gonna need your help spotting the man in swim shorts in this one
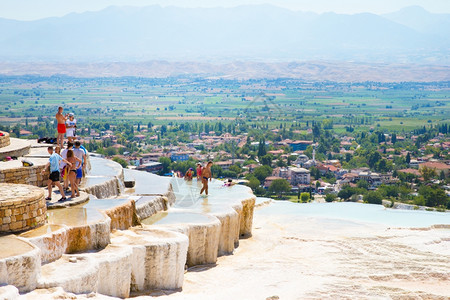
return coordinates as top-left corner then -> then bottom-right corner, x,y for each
200,161 -> 213,196
55,106 -> 68,149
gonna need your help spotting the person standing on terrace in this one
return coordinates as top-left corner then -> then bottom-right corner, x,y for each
196,163 -> 203,181
200,161 -> 213,196
42,146 -> 71,202
66,113 -> 77,143
55,106 -> 68,149
73,141 -> 86,186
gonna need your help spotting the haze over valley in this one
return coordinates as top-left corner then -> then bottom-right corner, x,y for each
0,5 -> 449,66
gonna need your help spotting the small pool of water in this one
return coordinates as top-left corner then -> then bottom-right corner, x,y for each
257,201 -> 450,228
87,157 -> 122,177
82,198 -> 131,210
124,169 -> 171,195
0,235 -> 35,259
19,224 -> 64,238
171,178 -> 252,209
82,157 -> 122,188
47,207 -> 105,226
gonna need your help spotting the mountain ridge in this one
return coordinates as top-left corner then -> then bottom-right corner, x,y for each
0,5 -> 448,64
0,60 -> 448,82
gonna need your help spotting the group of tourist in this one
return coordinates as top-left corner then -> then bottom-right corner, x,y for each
183,161 -> 213,196
41,106 -> 85,202
42,141 -> 87,202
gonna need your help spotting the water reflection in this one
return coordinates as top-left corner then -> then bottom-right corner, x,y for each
19,224 -> 64,238
47,207 -> 104,226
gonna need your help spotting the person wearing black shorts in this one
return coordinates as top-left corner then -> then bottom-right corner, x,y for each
42,146 -> 72,202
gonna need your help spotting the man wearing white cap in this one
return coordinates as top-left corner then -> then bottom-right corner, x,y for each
66,113 -> 77,143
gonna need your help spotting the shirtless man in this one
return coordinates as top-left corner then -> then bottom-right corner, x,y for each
55,106 -> 68,149
200,161 -> 213,196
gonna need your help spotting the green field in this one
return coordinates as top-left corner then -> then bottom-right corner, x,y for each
0,76 -> 449,134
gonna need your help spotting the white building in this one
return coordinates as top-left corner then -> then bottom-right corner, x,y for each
290,167 -> 311,185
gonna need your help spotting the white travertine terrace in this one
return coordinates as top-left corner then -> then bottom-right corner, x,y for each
0,235 -> 41,293
111,228 -> 189,291
134,195 -> 171,220
19,224 -> 68,264
0,285 -> 19,300
142,211 -> 222,267
0,156 -> 256,298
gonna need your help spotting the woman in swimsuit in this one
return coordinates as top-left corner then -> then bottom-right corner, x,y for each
66,149 -> 82,198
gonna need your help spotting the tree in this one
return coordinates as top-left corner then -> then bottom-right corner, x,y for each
158,156 -> 172,175
300,192 -> 310,203
325,193 -> 336,202
419,166 -> 436,181
112,157 -> 128,168
269,179 -> 291,198
211,165 -> 223,178
338,185 -> 356,201
105,146 -> 117,156
257,139 -> 266,157
405,152 -> 411,164
229,165 -> 242,176
357,179 -> 369,190
364,191 -> 383,205
246,176 -> 261,191
418,185 -> 449,207
260,154 -> 273,166
252,165 -> 273,182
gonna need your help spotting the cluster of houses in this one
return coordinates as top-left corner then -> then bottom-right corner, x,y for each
83,127 -> 449,196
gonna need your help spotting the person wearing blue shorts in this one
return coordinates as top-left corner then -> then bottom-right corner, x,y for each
73,141 -> 86,186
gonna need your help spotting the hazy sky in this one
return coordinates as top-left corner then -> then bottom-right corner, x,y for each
0,0 -> 449,20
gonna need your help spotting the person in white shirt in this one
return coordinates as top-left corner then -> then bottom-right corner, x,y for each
66,113 -> 77,143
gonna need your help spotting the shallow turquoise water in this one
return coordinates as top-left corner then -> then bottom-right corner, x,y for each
257,201 -> 450,228
83,157 -> 122,187
171,178 -> 253,209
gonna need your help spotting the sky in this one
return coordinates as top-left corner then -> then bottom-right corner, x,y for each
0,0 -> 449,20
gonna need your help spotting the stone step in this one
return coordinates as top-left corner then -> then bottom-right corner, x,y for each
0,138 -> 31,160
0,131 -> 10,149
45,190 -> 90,209
36,228 -> 189,298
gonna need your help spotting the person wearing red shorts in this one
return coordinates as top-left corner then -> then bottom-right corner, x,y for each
55,106 -> 68,149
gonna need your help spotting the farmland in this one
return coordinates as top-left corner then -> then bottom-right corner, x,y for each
0,76 -> 448,134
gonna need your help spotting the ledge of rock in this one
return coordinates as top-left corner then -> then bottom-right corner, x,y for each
0,235 -> 41,293
0,137 -> 30,160
142,211 -> 221,267
111,228 -> 189,292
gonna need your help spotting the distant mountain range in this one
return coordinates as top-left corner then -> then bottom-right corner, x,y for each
0,5 -> 449,64
1,61 -> 449,82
